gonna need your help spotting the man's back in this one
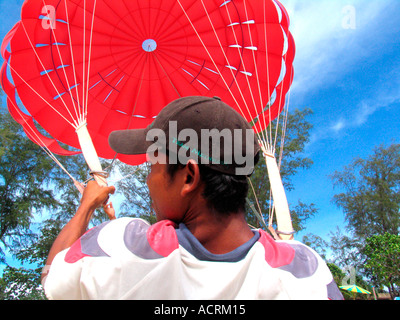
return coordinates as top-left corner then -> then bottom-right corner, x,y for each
43,217 -> 343,300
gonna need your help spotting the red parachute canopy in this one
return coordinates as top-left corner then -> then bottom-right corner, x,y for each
1,0 -> 295,166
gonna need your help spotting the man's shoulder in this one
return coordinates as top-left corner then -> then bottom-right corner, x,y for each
65,218 -> 180,262
255,230 -> 343,300
123,218 -> 179,258
256,230 -> 327,276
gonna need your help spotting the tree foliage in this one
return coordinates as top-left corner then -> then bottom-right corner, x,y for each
0,91 -> 110,299
0,106 -> 57,262
0,266 -> 45,300
331,144 -> 400,239
363,233 -> 400,299
0,218 -> 67,300
327,227 -> 363,270
329,144 -> 400,299
302,233 -> 329,260
114,162 -> 156,223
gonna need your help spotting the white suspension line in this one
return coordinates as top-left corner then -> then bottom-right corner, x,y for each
263,0 -> 274,148
273,103 -> 282,153
82,0 -> 87,124
222,1 -> 262,137
40,0 -> 82,124
276,108 -> 287,168
20,21 -> 79,128
267,170 -> 275,225
107,166 -> 141,185
84,0 -> 98,121
6,94 -> 77,183
176,0 -> 248,127
272,64 -> 289,155
247,177 -> 268,227
272,69 -> 287,152
277,67 -> 293,170
5,61 -> 77,128
64,0 -> 84,124
268,200 -> 275,228
198,0 -> 260,135
222,1 -> 290,233
242,0 -> 267,143
261,0 -> 272,146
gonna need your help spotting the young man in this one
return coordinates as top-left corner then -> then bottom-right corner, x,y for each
42,96 -> 343,300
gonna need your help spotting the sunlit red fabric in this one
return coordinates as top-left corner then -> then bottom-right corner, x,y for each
1,0 -> 295,165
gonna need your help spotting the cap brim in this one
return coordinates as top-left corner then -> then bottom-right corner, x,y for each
108,128 -> 150,155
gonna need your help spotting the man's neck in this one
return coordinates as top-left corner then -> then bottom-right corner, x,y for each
183,210 -> 254,254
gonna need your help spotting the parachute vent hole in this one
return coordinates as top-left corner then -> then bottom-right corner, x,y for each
142,39 -> 157,52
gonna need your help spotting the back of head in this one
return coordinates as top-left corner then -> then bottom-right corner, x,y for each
109,96 -> 261,215
166,152 -> 260,215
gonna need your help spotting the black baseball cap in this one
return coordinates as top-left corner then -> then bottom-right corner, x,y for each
109,96 -> 260,176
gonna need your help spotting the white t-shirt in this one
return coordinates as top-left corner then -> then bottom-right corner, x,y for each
43,217 -> 343,300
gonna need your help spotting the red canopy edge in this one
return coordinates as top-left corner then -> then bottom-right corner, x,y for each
1,58 -> 80,156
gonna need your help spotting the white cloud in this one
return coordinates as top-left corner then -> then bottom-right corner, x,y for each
281,0 -> 394,97
355,88 -> 400,127
306,84 -> 400,151
331,119 -> 346,133
355,102 -> 377,127
279,0 -> 400,151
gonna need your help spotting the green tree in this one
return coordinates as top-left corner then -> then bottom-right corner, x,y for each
115,161 -> 156,223
0,106 -> 58,262
326,263 -> 351,299
331,144 -> 400,239
328,227 -> 363,270
0,92 -> 110,299
1,218 -> 67,300
0,104 -> 103,256
0,266 -> 45,300
329,145 -> 400,299
1,153 -> 112,300
327,263 -> 345,286
363,233 -> 400,299
302,233 -> 329,260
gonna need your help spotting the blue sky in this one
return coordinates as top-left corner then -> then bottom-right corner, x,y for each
281,0 -> 400,240
1,0 -> 400,273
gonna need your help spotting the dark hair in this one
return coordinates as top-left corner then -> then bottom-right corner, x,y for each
166,152 -> 260,215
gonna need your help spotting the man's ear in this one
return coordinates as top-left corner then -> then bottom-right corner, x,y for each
181,159 -> 201,196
